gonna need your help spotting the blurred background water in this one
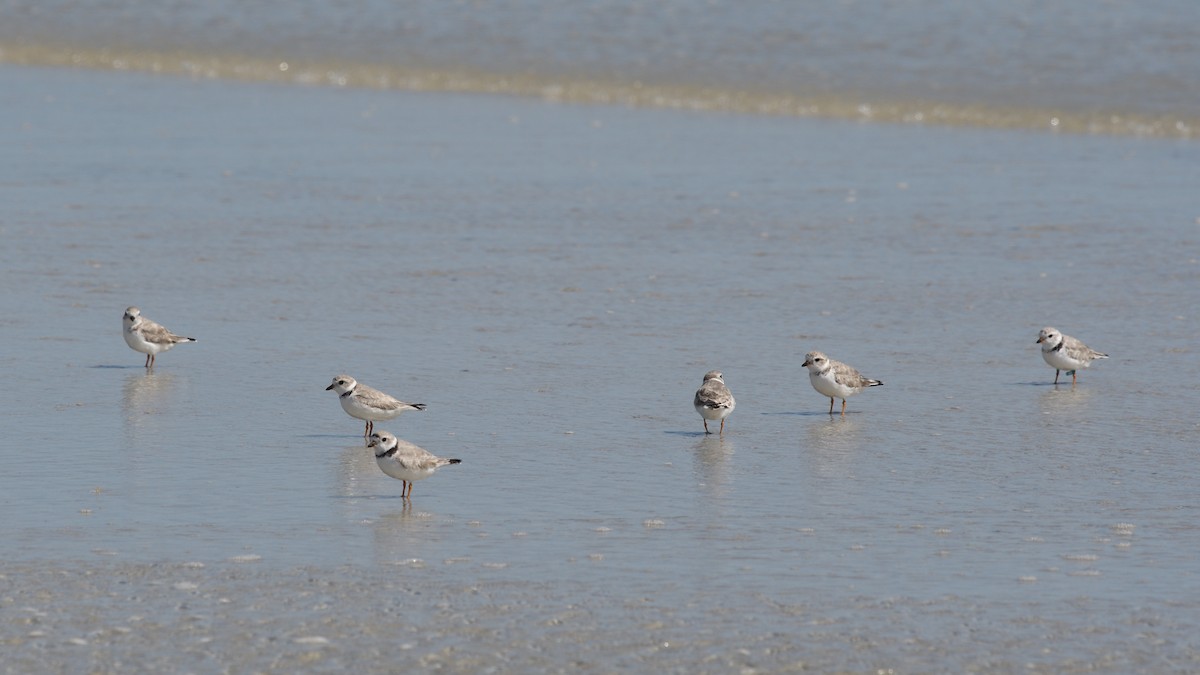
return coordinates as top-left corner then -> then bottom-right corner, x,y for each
2,0 -> 1199,136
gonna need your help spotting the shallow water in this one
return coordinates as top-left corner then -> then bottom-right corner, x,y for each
2,65 -> 1199,671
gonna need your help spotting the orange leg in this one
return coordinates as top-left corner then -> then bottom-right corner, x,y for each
1072,371 -> 1077,385
841,399 -> 847,416
719,418 -> 725,434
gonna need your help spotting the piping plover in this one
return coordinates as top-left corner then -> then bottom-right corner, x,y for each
367,430 -> 461,499
122,306 -> 195,368
694,370 -> 736,435
326,375 -> 426,438
801,351 -> 883,416
1036,327 -> 1108,385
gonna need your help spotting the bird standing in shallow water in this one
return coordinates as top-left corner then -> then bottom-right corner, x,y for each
122,306 -> 195,368
694,370 -> 735,435
801,351 -> 883,416
325,375 -> 426,440
367,430 -> 461,499
1036,327 -> 1108,385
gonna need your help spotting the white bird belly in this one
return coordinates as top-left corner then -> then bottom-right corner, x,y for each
124,328 -> 165,355
376,458 -> 434,483
810,371 -> 854,399
340,395 -> 402,422
1042,348 -> 1085,371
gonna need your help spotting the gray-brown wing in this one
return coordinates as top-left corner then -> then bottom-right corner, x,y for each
357,384 -> 425,411
831,360 -> 882,388
140,319 -> 193,346
393,441 -> 456,471
1061,334 -> 1107,361
694,381 -> 734,409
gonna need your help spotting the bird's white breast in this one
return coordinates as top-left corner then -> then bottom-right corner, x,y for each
376,456 -> 434,483
124,325 -> 159,355
1042,346 -> 1084,371
810,370 -> 852,398
341,393 -> 401,422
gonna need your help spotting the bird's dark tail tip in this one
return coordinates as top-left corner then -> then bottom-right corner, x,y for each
868,379 -> 883,387
448,459 -> 462,464
413,403 -> 428,410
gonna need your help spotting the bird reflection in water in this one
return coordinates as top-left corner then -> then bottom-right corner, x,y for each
693,434 -> 734,497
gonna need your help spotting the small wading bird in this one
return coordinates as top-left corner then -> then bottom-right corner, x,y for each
367,430 -> 461,499
122,306 -> 196,368
325,375 -> 426,439
693,370 -> 735,435
1036,327 -> 1108,385
801,351 -> 883,416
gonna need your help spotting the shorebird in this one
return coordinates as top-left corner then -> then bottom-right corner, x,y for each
801,351 -> 883,416
367,430 -> 461,499
326,375 -> 426,438
1036,327 -> 1108,385
122,306 -> 195,368
694,370 -> 736,434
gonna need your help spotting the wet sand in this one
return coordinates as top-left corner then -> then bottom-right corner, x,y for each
5,561 -> 1199,673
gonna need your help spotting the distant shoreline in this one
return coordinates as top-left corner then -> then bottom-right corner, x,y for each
2,41 -> 1195,140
